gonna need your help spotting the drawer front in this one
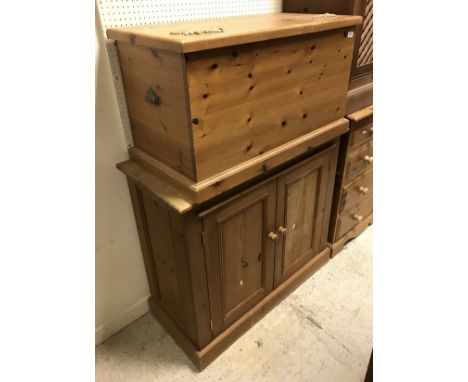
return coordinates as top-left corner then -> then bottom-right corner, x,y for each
344,141 -> 373,183
349,118 -> 373,151
336,196 -> 373,238
340,169 -> 373,213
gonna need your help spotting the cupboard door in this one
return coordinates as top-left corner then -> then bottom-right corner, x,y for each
202,180 -> 277,336
274,148 -> 334,287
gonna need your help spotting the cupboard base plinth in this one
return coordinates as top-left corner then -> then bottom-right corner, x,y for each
328,213 -> 373,258
149,247 -> 330,371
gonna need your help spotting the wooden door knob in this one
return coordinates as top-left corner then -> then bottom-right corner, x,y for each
353,214 -> 363,222
364,155 -> 373,163
268,232 -> 278,240
278,226 -> 287,234
359,186 -> 369,194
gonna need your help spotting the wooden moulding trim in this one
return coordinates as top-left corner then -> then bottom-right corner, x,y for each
348,81 -> 372,98
106,14 -> 362,53
328,213 -> 373,258
149,247 -> 330,371
347,105 -> 373,122
129,118 -> 349,205
117,160 -> 194,214
346,81 -> 373,115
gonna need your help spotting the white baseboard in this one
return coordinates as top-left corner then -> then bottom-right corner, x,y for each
95,295 -> 150,345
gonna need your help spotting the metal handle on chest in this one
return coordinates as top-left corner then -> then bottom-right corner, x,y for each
145,88 -> 161,107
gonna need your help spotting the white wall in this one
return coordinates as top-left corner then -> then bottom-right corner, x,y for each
95,9 -> 150,345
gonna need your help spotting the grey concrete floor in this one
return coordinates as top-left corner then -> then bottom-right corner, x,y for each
96,226 -> 373,382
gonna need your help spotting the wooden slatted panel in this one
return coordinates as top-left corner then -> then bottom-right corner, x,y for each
357,0 -> 373,67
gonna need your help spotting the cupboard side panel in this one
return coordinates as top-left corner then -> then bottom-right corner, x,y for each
141,192 -> 184,329
126,179 -> 161,299
134,186 -> 211,349
183,214 -> 213,349
117,42 -> 196,180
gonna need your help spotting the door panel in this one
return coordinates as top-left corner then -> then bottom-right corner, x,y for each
220,202 -> 264,316
283,170 -> 319,268
202,180 -> 277,335
274,147 -> 334,287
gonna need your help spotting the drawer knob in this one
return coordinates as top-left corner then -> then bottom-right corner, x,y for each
364,155 -> 373,163
359,186 -> 369,194
268,232 -> 278,240
278,226 -> 287,234
362,129 -> 368,135
353,214 -> 363,222
370,126 -> 374,132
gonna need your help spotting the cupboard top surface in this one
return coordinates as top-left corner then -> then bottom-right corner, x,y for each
106,13 -> 362,53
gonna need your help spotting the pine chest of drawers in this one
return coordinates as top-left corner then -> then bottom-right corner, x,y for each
328,105 -> 373,255
107,14 -> 361,202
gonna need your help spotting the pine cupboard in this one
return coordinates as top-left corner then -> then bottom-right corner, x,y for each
108,13 -> 363,370
202,145 -> 337,336
119,142 -> 339,369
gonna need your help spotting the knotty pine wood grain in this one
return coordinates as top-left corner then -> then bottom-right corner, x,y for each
118,160 -> 194,214
107,13 -> 362,53
129,119 -> 349,203
117,42 -> 196,179
141,192 -> 183,326
202,180 -> 277,336
274,144 -> 337,286
186,30 -> 354,179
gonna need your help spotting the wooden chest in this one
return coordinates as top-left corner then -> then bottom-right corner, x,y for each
107,14 -> 362,193
328,105 -> 373,255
